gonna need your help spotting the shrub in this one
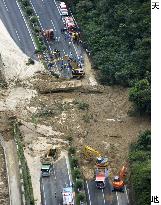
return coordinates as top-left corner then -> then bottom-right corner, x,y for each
25,6 -> 33,16
74,100 -> 89,110
22,0 -> 30,7
26,58 -> 35,65
77,192 -> 86,202
34,26 -> 41,33
68,147 -> 76,155
72,168 -> 81,179
70,157 -> 78,168
75,179 -> 83,190
30,16 -> 39,24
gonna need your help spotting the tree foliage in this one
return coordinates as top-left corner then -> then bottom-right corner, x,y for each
129,130 -> 151,205
66,0 -> 150,114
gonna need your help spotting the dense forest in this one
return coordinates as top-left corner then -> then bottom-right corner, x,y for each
129,130 -> 151,205
66,0 -> 151,114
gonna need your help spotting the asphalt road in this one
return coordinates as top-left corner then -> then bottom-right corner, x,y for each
86,178 -> 130,205
30,0 -> 84,76
0,0 -> 36,57
41,156 -> 72,205
86,178 -> 112,205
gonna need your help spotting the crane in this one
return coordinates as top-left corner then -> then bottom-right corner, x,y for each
83,145 -> 108,168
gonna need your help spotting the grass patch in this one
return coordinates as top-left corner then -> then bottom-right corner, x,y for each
73,100 -> 89,110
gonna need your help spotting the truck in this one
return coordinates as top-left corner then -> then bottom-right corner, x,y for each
62,186 -> 75,205
95,168 -> 108,189
41,162 -> 53,177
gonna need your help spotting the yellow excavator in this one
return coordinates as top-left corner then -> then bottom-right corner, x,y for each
82,145 -> 108,168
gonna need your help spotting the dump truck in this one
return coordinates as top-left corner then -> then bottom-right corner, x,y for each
41,162 -> 53,177
41,147 -> 57,177
83,145 -> 108,168
42,29 -> 54,41
112,166 -> 127,192
95,167 -> 108,189
62,186 -> 75,205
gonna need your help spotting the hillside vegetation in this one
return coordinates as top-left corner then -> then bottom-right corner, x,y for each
129,130 -> 151,205
66,0 -> 151,114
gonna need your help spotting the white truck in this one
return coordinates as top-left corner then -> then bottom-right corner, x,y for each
62,186 -> 75,205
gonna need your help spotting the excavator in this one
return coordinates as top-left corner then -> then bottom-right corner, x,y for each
83,145 -> 108,168
112,166 -> 127,192
42,29 -> 54,41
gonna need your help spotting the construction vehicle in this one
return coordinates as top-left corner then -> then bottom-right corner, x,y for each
95,167 -> 108,189
62,186 -> 75,205
83,146 -> 108,168
61,55 -> 85,78
41,162 -> 53,177
42,29 -> 54,41
112,166 -> 127,192
41,147 -> 57,177
72,32 -> 80,43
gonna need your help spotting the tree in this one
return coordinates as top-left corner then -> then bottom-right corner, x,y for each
129,79 -> 151,114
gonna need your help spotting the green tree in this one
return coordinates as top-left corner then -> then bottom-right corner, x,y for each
129,79 -> 151,114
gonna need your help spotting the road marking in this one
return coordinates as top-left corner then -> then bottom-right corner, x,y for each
102,189 -> 106,204
15,30 -> 21,41
42,183 -> 47,205
50,19 -> 57,32
53,166 -> 57,180
53,0 -> 61,16
29,0 -> 43,29
125,186 -> 130,204
65,156 -> 72,186
15,0 -> 36,49
116,192 -> 120,205
85,181 -> 92,205
2,0 -> 8,11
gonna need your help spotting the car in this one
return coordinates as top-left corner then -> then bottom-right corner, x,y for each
60,8 -> 68,16
60,2 -> 67,9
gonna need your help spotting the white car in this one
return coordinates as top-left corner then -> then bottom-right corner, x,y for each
60,8 -> 68,16
60,2 -> 67,9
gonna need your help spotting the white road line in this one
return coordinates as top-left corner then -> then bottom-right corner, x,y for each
116,192 -> 120,205
50,19 -> 57,32
42,183 -> 47,205
85,181 -> 92,205
65,156 -> 72,186
29,0 -> 43,29
15,30 -> 21,41
15,0 -> 36,49
102,189 -> 106,204
53,166 -> 57,180
53,0 -> 61,16
2,0 -> 8,11
125,186 -> 129,204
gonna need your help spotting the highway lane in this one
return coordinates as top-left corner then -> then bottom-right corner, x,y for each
86,178 -> 112,205
0,0 -> 36,57
30,0 -> 84,76
41,156 -> 72,205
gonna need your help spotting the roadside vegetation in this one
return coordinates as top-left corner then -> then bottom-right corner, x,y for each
66,0 -> 150,115
18,0 -> 47,54
13,121 -> 35,205
129,130 -> 151,205
68,146 -> 86,204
